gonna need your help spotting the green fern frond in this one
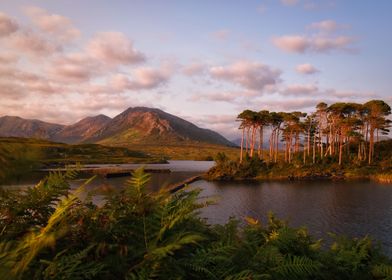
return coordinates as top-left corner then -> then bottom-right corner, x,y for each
127,167 -> 151,192
372,264 -> 392,279
224,270 -> 253,280
273,255 -> 320,279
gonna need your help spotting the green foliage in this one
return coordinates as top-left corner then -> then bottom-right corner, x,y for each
206,153 -> 267,180
0,168 -> 391,279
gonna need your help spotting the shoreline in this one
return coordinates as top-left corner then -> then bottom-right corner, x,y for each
204,173 -> 392,184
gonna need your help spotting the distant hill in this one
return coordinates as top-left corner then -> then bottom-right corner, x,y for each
0,116 -> 64,139
0,107 -> 234,147
51,114 -> 112,144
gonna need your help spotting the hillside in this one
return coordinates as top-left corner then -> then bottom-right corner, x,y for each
51,114 -> 112,144
0,116 -> 64,139
89,107 -> 233,146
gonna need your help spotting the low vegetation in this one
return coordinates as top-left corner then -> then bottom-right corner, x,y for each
0,137 -> 155,183
1,169 -> 392,279
124,143 -> 239,161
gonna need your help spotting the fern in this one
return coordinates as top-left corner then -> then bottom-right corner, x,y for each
42,245 -> 105,279
373,264 -> 392,280
273,255 -> 320,279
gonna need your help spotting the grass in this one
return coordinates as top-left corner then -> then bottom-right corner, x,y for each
109,143 -> 240,161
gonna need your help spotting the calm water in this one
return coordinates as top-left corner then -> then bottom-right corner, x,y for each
190,179 -> 392,256
1,160 -> 215,190
2,160 -> 392,255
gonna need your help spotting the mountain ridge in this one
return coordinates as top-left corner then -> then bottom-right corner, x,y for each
0,107 -> 234,147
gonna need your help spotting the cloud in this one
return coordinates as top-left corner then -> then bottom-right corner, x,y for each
190,90 -> 259,103
210,61 -> 281,91
272,20 -> 355,54
211,29 -> 230,41
273,35 -> 308,53
324,89 -> 377,99
0,12 -> 18,37
182,62 -> 207,76
265,98 -> 318,111
272,34 -> 355,53
308,20 -> 347,33
48,53 -> 102,82
0,8 -> 175,125
9,30 -> 62,56
0,80 -> 25,99
86,32 -> 146,66
281,0 -> 300,6
111,66 -> 171,91
295,63 -> 319,74
23,6 -> 80,42
0,53 -> 18,64
186,114 -> 239,139
282,84 -> 319,95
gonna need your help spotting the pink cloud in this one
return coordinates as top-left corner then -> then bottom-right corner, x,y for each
110,66 -> 171,91
210,61 -> 281,91
23,6 -> 80,42
312,36 -> 354,52
10,30 -> 62,56
0,80 -> 25,99
190,90 -> 259,103
48,53 -> 101,82
295,63 -> 319,74
272,35 -> 308,53
87,32 -> 146,66
0,12 -> 18,37
308,20 -> 346,33
282,84 -> 319,95
0,53 -> 18,64
273,20 -> 355,54
273,34 -> 355,53
182,62 -> 206,76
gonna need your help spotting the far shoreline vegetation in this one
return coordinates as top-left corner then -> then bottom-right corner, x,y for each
0,137 -> 238,183
206,100 -> 392,183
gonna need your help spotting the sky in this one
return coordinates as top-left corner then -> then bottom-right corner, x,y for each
0,0 -> 391,140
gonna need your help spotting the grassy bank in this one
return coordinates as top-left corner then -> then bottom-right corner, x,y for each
205,149 -> 392,183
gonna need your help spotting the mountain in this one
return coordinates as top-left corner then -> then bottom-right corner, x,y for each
51,114 -> 111,144
87,107 -> 234,146
0,107 -> 234,147
0,116 -> 64,139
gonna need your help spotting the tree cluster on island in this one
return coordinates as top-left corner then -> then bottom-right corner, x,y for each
207,100 -> 392,181
237,100 -> 391,166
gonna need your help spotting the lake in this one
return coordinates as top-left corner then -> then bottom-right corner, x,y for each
2,160 -> 392,255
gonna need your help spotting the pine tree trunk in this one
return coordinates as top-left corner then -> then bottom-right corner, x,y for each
240,128 -> 244,163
